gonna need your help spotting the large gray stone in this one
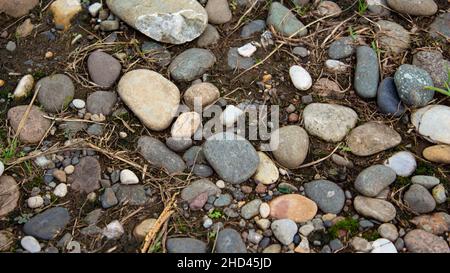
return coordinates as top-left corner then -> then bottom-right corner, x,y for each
354,165 -> 397,197
216,228 -> 247,253
354,46 -> 379,99
377,20 -> 410,54
267,2 -> 307,37
404,229 -> 450,253
23,207 -> 70,240
169,48 -> 216,82
387,0 -> 437,16
394,64 -> 434,107
328,36 -> 356,59
304,180 -> 345,214
270,126 -> 309,169
412,50 -> 450,89
404,184 -> 436,214
429,12 -> 450,40
36,74 -> 75,113
86,91 -> 117,116
87,51 -> 121,88
354,196 -> 396,222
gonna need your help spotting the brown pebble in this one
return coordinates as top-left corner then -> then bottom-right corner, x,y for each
255,183 -> 267,194
241,185 -> 253,194
53,169 -> 67,183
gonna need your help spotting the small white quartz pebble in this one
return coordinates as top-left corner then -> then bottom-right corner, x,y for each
259,202 -> 270,218
0,160 -> 4,176
53,183 -> 68,198
289,65 -> 312,91
120,169 -> 139,184
216,180 -> 225,189
119,132 -> 127,138
103,220 -> 124,240
325,59 -> 348,73
220,105 -> 244,127
27,196 -> 44,209
64,165 -> 75,175
238,43 -> 257,57
88,2 -> 102,17
21,236 -> 41,253
72,99 -> 85,109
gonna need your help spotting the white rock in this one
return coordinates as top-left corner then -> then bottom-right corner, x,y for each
103,220 -> 124,239
370,238 -> 397,253
53,183 -> 68,197
171,112 -> 201,138
216,180 -> 225,189
248,229 -> 263,244
120,169 -> 139,185
325,59 -> 348,73
259,202 -> 270,218
72,99 -> 85,109
271,219 -> 298,245
432,184 -> 447,204
13,74 -> 34,100
384,151 -> 416,177
64,165 -> 75,175
88,2 -> 102,17
256,218 -> 271,230
35,156 -> 52,168
238,43 -> 257,57
220,105 -> 244,127
27,196 -> 44,209
21,236 -> 41,253
289,65 -> 312,91
203,217 -> 213,228
0,160 -> 4,176
254,152 -> 279,185
411,105 -> 450,145
119,131 -> 127,138
299,223 -> 315,236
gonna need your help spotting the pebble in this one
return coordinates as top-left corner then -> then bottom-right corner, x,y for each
377,20 -> 410,54
292,47 -> 309,57
259,202 -> 270,218
8,105 -> 52,144
404,184 -> 436,214
304,180 -> 345,214
227,47 -> 255,70
353,196 -> 396,222
241,20 -> 266,38
141,41 -> 172,67
269,194 -> 318,223
23,207 -> 70,240
271,219 -> 298,245
213,194 -> 232,207
267,2 -> 307,37
316,1 -> 342,17
21,236 -> 41,253
347,122 -> 401,156
371,238 -> 397,253
205,0 -> 232,24
355,165 -> 396,197
27,196 -> 44,209
254,152 -> 279,185
289,65 -> 312,91
87,124 -> 104,136
367,0 -> 390,15
404,229 -> 449,253
429,12 -> 450,40
53,183 -> 68,198
115,185 -> 148,205
64,165 -> 75,175
183,82 -> 220,110
70,156 -> 101,194
166,238 -> 207,253
88,2 -> 102,17
378,223 -> 399,242
412,105 -> 450,145
354,46 -> 379,98
432,184 -> 446,204
220,105 -> 244,127
1,0 -> 38,18
395,64 -> 434,107
216,180 -> 225,189
238,43 -> 257,57
50,0 -> 82,29
132,218 -> 156,242
86,91 -> 117,116
377,77 -> 405,116
270,126 -> 309,169
325,59 -> 348,73
351,237 -> 372,252
36,74 -> 75,113
169,48 -> 216,82
13,74 -> 34,100
328,36 -> 356,59
6,41 -> 16,52
193,164 -> 214,178
299,223 -> 315,237
216,228 -> 247,253
412,50 -> 450,89
410,212 -> 450,235
384,151 -> 416,177
411,175 -> 440,189
241,199 -> 262,220
87,51 -> 122,88
181,179 -> 221,203
197,24 -> 220,47
331,154 -> 354,168
102,220 -> 124,240
386,0 -> 437,16
0,161 -> 3,177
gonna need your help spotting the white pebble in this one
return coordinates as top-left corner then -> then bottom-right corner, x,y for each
119,131 -> 127,138
384,151 -> 417,177
21,236 -> 41,253
0,160 -> 4,176
238,43 -> 257,57
289,65 -> 312,91
64,165 -> 75,175
325,59 -> 348,73
102,220 -> 124,240
220,105 -> 244,127
34,156 -> 52,168
13,74 -> 34,100
120,169 -> 139,184
216,180 -> 225,189
53,183 -> 68,198
259,202 -> 270,218
279,168 -> 287,176
72,99 -> 85,109
27,196 -> 44,209
203,217 -> 213,228
88,2 -> 102,17
371,238 -> 397,253
299,223 -> 315,237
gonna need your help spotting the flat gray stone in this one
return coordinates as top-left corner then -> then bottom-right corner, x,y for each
23,207 -> 70,240
36,74 -> 75,113
354,165 -> 397,197
216,228 -> 247,253
354,46 -> 379,99
304,180 -> 345,214
169,48 -> 216,81
166,237 -> 207,253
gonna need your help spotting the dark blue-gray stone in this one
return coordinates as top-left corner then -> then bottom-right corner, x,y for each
23,207 -> 70,240
183,146 -> 207,167
241,20 -> 266,38
166,238 -> 207,253
213,193 -> 232,207
216,228 -> 247,253
328,36 -> 356,59
227,47 -> 255,70
377,77 -> 405,116
193,164 -> 214,178
394,64 -> 434,107
354,46 -> 379,99
203,132 -> 259,184
137,136 -> 186,174
304,180 -> 345,214
267,2 -> 307,37
169,48 -> 216,81
114,185 -> 148,206
166,137 -> 193,152
429,12 -> 450,40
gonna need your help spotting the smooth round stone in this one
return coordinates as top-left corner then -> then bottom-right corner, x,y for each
411,175 -> 440,189
166,238 -> 207,253
13,74 -> 34,100
238,43 -> 257,58
189,192 -> 208,210
354,46 -> 379,98
292,47 -> 309,57
429,12 -> 450,40
227,47 -> 255,70
133,218 -> 156,242
120,169 -> 139,185
70,156 -> 101,193
241,20 -> 266,38
413,50 -> 450,89
27,196 -> 44,209
166,137 -> 193,152
412,105 -> 450,145
267,2 -> 307,37
241,199 -> 262,220
304,180 -> 345,214
404,184 -> 436,214
378,223 -> 399,242
410,212 -> 450,235
213,193 -> 232,207
404,229 -> 450,253
316,1 -> 342,17
184,82 -> 220,110
171,112 -> 201,138
216,228 -> 247,253
118,70 -> 180,131
351,237 -> 372,252
432,184 -> 446,204
64,165 -> 75,175
313,78 -> 344,98
169,48 -> 216,82
355,165 -> 396,197
270,126 -> 309,169
367,0 -> 390,15
371,238 -> 397,253
106,0 -> 208,44
289,65 -> 312,91
387,0 -> 437,16
86,91 -> 117,116
88,2 -> 102,16
183,146 -> 207,166
87,51 -> 121,88
269,194 -> 318,223
347,122 -> 401,156
263,244 -> 282,253
377,20 -> 410,54
53,183 -> 68,198
377,77 -> 405,116
23,207 -> 70,240
303,103 -> 358,142
253,152 -> 279,185
205,0 -> 232,24
394,64 -> 434,107
1,0 -> 38,18
271,219 -> 297,245
101,188 -> 118,208
353,196 -> 396,222
115,185 -> 148,206
180,179 -> 221,202
197,24 -> 220,47
331,154 -> 354,168
21,236 -> 41,253
71,99 -> 85,109
102,220 -> 124,240
384,151 -> 416,177
203,132 -> 259,184
328,36 -> 356,59
259,202 -> 270,218
36,74 -> 74,113
216,180 -> 225,189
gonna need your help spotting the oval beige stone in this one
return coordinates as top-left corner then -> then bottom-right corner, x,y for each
133,218 -> 157,242
353,196 -> 396,222
269,194 -> 318,223
270,126 -> 309,169
253,152 -> 279,185
184,82 -> 220,110
7,105 -> 52,144
347,122 -> 401,156
0,176 -> 20,218
117,69 -> 180,131
423,145 -> 450,164
171,112 -> 201,138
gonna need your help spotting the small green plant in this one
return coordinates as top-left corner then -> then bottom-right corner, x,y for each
415,161 -> 435,176
362,230 -> 380,241
208,230 -> 217,240
425,68 -> 450,97
208,209 -> 223,220
371,40 -> 381,55
32,70 -> 46,80
14,213 -> 33,224
348,26 -> 357,40
294,5 -> 309,17
357,0 -> 368,15
339,145 -> 352,153
328,218 -> 359,239
1,139 -> 19,163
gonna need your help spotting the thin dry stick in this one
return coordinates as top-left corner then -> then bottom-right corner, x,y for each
141,193 -> 178,253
